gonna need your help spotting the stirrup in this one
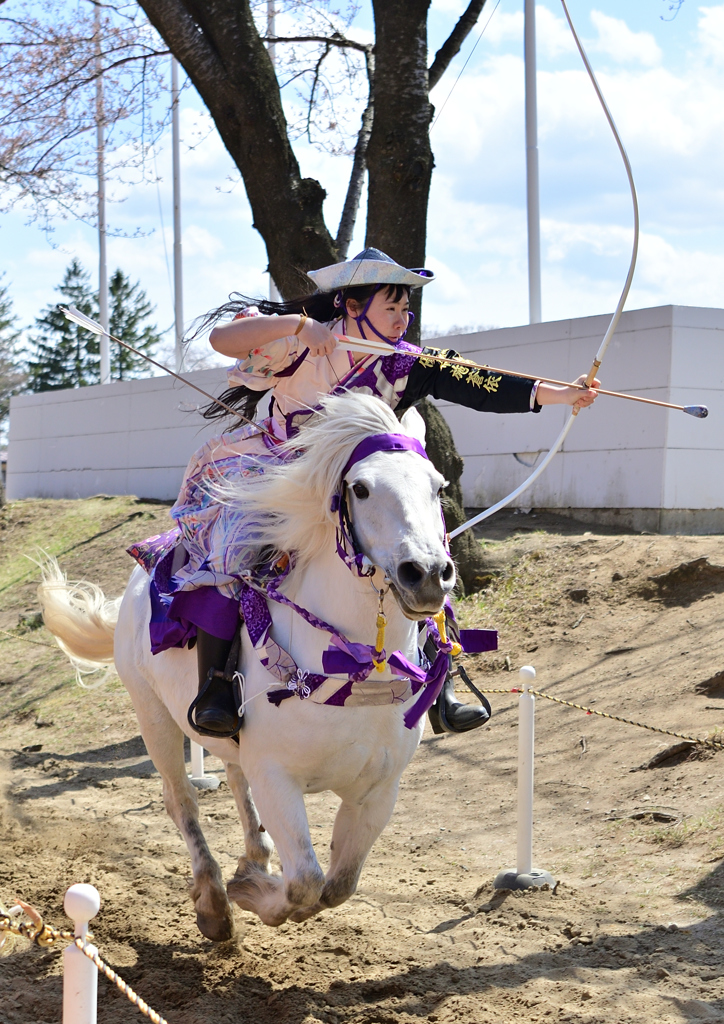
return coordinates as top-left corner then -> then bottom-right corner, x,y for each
187,667 -> 244,739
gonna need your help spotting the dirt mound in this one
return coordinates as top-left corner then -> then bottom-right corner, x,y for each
1,500 -> 724,1024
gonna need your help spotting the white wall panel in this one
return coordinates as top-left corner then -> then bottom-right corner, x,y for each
6,306 -> 723,522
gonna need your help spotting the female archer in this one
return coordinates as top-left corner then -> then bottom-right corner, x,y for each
129,247 -> 598,739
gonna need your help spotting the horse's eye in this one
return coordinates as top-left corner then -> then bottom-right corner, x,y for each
352,482 -> 369,500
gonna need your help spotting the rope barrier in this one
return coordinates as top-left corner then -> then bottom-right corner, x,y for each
1,895 -> 170,1024
72,939 -> 169,1024
0,627 -> 58,649
456,672 -> 724,750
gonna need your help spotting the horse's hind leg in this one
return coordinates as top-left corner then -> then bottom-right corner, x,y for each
124,676 -> 235,941
289,779 -> 400,923
223,760 -> 274,873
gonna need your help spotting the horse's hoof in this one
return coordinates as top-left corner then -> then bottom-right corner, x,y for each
288,904 -> 321,923
195,907 -> 235,942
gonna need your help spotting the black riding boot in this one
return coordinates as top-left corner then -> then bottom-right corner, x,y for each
428,672 -> 491,734
187,629 -> 242,738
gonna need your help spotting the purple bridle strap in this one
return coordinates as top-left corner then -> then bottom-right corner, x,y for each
341,433 -> 428,480
344,287 -> 415,344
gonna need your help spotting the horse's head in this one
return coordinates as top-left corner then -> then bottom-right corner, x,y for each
338,409 -> 456,619
228,393 -> 456,616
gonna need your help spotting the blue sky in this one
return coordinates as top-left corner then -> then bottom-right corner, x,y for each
2,1 -> 722,366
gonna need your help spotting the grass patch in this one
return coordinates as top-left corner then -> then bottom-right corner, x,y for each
650,808 -> 723,849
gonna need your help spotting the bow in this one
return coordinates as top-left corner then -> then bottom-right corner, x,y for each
450,0 -> 640,541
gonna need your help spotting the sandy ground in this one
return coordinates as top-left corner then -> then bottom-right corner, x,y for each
1,497 -> 723,1024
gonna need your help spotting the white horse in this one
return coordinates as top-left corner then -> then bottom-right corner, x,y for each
38,393 -> 456,940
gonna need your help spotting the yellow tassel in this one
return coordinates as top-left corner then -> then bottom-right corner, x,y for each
374,611 -> 387,673
434,610 -> 462,656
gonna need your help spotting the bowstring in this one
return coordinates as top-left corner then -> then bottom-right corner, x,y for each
449,0 -> 641,540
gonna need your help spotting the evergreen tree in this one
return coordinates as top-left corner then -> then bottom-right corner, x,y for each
27,260 -> 160,391
108,269 -> 161,381
26,259 -> 99,391
0,274 -> 26,439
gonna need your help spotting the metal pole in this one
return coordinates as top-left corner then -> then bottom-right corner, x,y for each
95,7 -> 110,383
266,1 -> 282,302
524,0 -> 542,325
267,0 -> 276,66
171,58 -> 184,372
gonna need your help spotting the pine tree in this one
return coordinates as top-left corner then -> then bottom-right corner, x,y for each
108,269 -> 161,381
26,260 -> 161,391
26,259 -> 99,391
0,274 -> 26,438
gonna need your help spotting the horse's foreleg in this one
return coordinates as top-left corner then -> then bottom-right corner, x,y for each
223,760 -> 274,874
227,768 -> 324,926
124,678 -> 235,941
289,779 -> 400,923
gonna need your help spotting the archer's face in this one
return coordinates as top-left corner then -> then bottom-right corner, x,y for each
347,290 -> 411,342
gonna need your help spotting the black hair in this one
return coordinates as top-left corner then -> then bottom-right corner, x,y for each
199,282 -> 410,425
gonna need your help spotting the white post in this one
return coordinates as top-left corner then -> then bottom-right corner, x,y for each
493,665 -> 555,890
63,884 -> 100,1024
266,1 -> 282,303
95,7 -> 110,383
516,664 -> 536,876
524,0 -> 542,325
171,57 -> 184,373
189,740 -> 220,790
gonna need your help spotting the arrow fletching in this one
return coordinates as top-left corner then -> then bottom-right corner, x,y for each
683,405 -> 708,418
60,305 -> 106,336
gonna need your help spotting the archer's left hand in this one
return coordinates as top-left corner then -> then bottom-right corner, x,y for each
570,374 -> 600,411
536,375 -> 600,409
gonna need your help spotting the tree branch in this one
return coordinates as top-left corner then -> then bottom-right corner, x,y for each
428,0 -> 487,91
261,33 -> 372,55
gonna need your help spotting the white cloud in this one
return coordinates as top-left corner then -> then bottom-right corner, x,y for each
698,5 -> 724,61
589,11 -> 662,67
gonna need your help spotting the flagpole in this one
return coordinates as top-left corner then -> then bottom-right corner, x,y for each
95,5 -> 110,382
171,57 -> 184,372
525,0 -> 542,325
267,1 -> 282,303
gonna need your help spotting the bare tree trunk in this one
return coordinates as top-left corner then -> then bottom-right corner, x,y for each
365,0 -> 434,341
415,400 -> 491,595
136,0 -> 337,297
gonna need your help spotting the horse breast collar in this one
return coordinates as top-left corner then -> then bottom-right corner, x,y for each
240,433 -> 497,729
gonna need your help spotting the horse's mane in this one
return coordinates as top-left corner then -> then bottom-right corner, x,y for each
222,393 -> 416,567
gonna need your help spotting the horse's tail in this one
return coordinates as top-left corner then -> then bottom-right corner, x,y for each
36,556 -> 121,678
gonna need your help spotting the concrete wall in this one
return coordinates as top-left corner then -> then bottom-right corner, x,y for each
431,305 -> 723,525
6,368 -> 232,501
6,304 -> 723,529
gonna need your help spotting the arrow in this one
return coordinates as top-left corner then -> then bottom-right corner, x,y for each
60,306 -> 276,439
334,335 -> 707,418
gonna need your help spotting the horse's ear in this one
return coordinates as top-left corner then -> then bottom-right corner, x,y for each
399,406 -> 427,447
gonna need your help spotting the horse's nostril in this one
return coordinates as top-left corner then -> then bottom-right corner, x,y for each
398,561 -> 425,588
441,561 -> 455,583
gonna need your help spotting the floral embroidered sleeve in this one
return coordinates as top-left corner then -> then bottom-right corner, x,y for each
226,333 -> 304,392
399,345 -> 540,414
